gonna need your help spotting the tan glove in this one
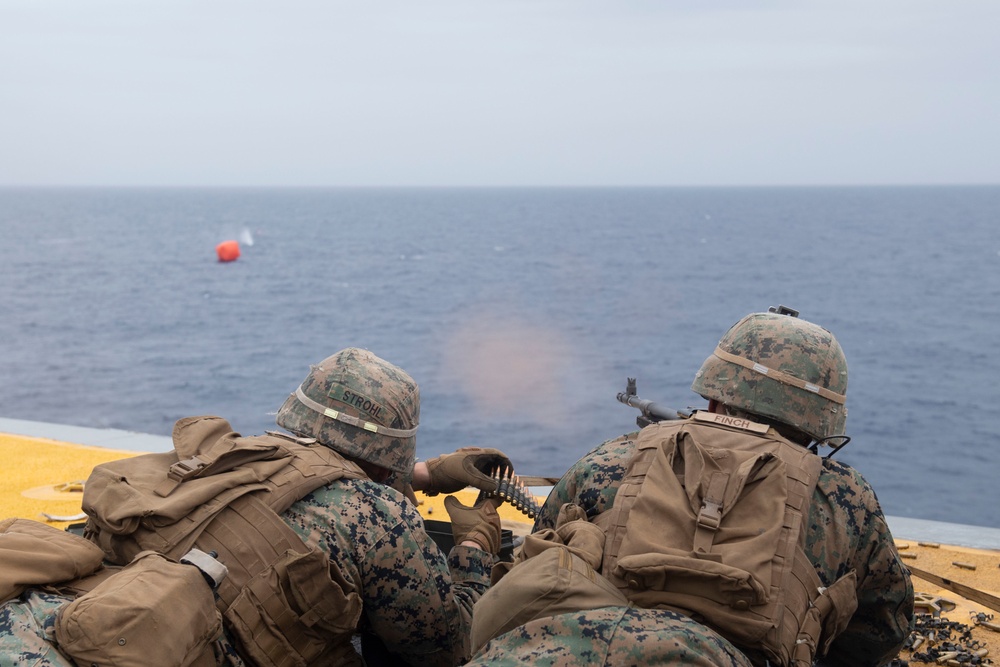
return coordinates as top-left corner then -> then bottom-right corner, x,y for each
423,447 -> 512,495
444,496 -> 502,554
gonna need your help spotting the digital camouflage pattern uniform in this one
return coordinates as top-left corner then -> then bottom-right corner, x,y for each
275,347 -> 495,666
0,478 -> 492,667
281,476 -> 493,667
0,591 -> 70,667
520,429 -> 913,667
468,606 -> 754,667
477,312 -> 912,667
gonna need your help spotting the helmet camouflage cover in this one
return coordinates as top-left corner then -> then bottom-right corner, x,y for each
691,311 -> 848,441
275,348 -> 419,475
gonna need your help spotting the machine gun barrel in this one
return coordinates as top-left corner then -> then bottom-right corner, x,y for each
617,377 -> 689,427
616,392 -> 683,422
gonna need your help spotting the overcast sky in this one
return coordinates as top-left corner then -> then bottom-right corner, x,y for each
2,1 -> 997,187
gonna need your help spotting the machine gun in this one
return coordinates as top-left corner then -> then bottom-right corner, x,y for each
617,377 -> 693,428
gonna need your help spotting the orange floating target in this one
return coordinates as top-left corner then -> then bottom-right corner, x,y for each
216,240 -> 240,262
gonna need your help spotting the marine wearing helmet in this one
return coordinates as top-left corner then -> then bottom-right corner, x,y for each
691,306 -> 848,446
484,307 -> 911,667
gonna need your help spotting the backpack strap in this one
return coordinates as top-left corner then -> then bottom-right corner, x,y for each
693,470 -> 729,554
599,435 -> 659,576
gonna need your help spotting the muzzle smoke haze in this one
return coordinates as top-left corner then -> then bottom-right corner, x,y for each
441,314 -> 576,427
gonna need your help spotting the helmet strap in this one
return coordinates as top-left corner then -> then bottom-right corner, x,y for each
293,386 -> 418,438
712,347 -> 846,405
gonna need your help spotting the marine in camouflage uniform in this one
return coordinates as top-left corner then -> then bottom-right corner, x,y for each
267,347 -> 507,666
471,309 -> 913,667
0,348 -> 508,667
278,469 -> 493,665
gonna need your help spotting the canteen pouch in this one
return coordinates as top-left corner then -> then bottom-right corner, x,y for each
222,547 -> 363,667
55,550 -> 223,667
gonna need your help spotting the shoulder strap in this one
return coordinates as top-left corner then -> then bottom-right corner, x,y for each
599,427 -> 661,576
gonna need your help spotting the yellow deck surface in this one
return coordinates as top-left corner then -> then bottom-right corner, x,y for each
0,432 -> 140,526
2,431 -> 998,661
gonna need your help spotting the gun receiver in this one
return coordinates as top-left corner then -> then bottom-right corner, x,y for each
617,377 -> 691,428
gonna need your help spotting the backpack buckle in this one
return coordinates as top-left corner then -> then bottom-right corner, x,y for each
168,457 -> 208,482
155,457 -> 208,497
697,499 -> 723,531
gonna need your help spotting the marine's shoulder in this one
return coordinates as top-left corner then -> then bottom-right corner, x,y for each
819,457 -> 878,492
292,477 -> 417,522
585,430 -> 641,462
814,456 -> 886,520
557,431 -> 638,484
282,477 -> 425,558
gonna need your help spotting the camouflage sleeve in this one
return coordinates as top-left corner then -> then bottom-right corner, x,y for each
285,480 -> 493,667
0,591 -> 74,666
532,432 -> 638,532
808,460 -> 914,667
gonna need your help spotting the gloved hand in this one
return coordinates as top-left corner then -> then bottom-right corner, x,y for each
444,496 -> 502,555
423,447 -> 512,495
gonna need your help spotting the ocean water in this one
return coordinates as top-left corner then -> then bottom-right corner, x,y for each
1,186 -> 998,528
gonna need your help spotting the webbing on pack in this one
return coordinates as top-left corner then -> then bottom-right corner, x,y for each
693,471 -> 729,554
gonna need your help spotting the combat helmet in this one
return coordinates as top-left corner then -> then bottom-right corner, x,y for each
691,307 -> 848,442
275,348 -> 419,475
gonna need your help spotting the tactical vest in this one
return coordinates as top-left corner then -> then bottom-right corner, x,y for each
82,415 -> 368,667
600,413 -> 858,667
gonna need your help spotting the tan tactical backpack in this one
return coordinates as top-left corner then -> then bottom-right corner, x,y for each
82,415 -> 368,667
601,412 -> 858,667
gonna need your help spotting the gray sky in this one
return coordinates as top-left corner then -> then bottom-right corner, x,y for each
2,1 -> 997,187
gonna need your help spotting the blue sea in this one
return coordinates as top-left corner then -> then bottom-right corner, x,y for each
1,186 -> 998,528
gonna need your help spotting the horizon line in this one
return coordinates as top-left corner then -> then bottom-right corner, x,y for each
2,182 -> 999,190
